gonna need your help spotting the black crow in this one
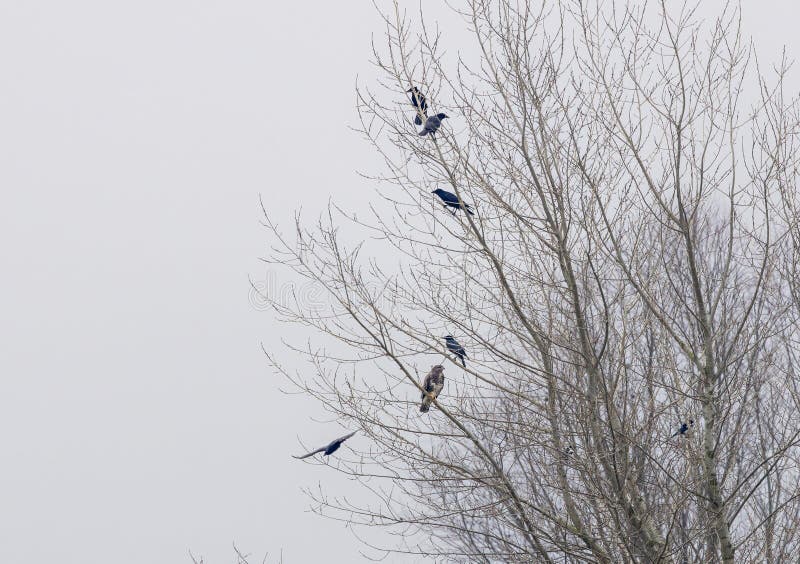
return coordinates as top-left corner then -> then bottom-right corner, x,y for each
293,431 -> 357,459
407,86 -> 428,125
419,113 -> 448,136
671,420 -> 694,438
432,188 -> 474,216
443,335 -> 467,368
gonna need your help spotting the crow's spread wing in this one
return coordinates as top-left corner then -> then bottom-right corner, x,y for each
293,446 -> 327,459
333,431 -> 358,445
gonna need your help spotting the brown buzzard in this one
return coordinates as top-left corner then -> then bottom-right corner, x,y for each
419,365 -> 445,413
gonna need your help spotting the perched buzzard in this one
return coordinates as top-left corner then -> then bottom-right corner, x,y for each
293,431 -> 357,459
419,365 -> 445,413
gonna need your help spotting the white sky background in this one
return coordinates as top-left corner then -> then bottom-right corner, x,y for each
1,1 -> 800,563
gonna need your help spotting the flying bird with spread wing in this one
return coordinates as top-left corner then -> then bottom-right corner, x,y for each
293,431 -> 357,459
419,365 -> 445,413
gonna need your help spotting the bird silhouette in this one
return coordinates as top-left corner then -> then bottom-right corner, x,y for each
444,335 -> 467,367
293,431 -> 357,459
432,188 -> 474,215
406,86 -> 428,125
671,420 -> 694,438
419,365 -> 445,413
419,113 -> 448,136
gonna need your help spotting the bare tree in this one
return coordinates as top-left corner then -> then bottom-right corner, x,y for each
189,544 -> 281,564
261,1 -> 800,562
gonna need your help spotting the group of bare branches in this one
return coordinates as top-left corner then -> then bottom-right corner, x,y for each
262,1 -> 800,562
190,543 -> 282,564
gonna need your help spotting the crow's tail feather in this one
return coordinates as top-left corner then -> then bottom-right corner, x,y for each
415,115 -> 423,125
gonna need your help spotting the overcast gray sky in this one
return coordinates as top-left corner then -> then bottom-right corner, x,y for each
1,1 -> 800,563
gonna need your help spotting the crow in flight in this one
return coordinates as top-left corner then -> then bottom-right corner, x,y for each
407,86 -> 428,125
432,188 -> 474,216
419,113 -> 448,136
293,431 -> 357,459
444,335 -> 467,368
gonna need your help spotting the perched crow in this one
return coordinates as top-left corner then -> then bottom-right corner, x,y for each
407,86 -> 428,125
432,188 -> 474,216
419,113 -> 448,136
671,420 -> 694,438
443,335 -> 467,368
293,431 -> 357,459
420,365 -> 445,413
